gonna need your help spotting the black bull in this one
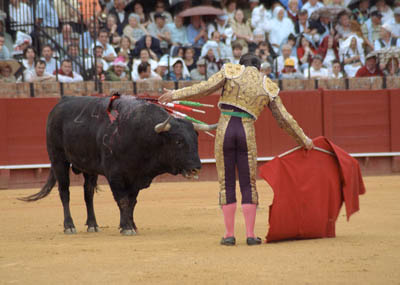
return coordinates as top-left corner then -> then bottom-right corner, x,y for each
20,95 -> 215,235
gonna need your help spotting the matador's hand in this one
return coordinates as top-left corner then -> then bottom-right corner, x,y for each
159,88 -> 174,103
304,137 -> 314,150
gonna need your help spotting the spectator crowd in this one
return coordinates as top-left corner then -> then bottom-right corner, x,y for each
1,0 -> 400,84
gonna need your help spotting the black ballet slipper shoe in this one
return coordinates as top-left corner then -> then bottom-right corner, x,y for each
220,236 -> 236,246
246,237 -> 262,245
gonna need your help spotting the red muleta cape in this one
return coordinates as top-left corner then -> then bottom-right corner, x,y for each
259,136 -> 366,242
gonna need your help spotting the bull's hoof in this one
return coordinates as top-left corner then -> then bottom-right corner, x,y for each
64,227 -> 77,234
87,226 -> 100,233
120,229 -> 136,236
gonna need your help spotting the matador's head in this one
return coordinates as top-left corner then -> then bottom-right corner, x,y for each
239,53 -> 261,70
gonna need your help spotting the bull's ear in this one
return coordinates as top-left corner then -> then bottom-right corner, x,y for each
192,123 -> 218,132
154,116 -> 172,133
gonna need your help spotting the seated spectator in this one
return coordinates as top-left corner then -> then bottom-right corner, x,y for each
250,28 -> 267,53
268,6 -> 296,54
163,58 -> 191,81
115,36 -> 134,67
87,61 -> 106,82
66,44 -> 84,74
131,48 -> 159,80
149,0 -> 173,23
207,14 -> 233,46
0,32 -> 10,60
361,10 -> 383,52
287,0 -> 299,24
231,42 -> 243,64
279,58 -> 304,79
372,0 -> 393,25
301,0 -> 324,18
0,17 -> 14,53
389,7 -> 400,37
0,59 -> 19,83
133,35 -> 163,60
41,45 -> 57,75
318,35 -> 339,71
183,47 -> 196,71
168,15 -> 189,55
54,24 -> 74,52
335,11 -> 354,40
108,0 -> 129,36
123,13 -> 147,49
91,29 -> 117,64
22,46 -> 36,75
340,35 -> 365,77
274,43 -> 299,74
85,45 -> 110,72
131,1 -> 149,27
303,54 -> 329,78
54,59 -> 83,82
136,61 -> 162,81
295,9 -> 311,36
172,46 -> 185,58
355,53 -> 384,77
260,61 -> 276,79
106,56 -> 130,81
147,13 -> 171,52
250,2 -> 272,32
155,55 -> 169,78
224,0 -> 237,21
105,14 -> 122,47
202,48 -> 220,77
25,59 -> 55,82
328,59 -> 344,78
309,11 -> 332,43
297,34 -> 317,71
80,21 -> 99,55
374,23 -> 399,50
187,15 -> 208,50
230,9 -> 254,54
201,31 -> 233,63
255,41 -> 274,66
190,58 -> 208,81
352,0 -> 370,25
382,57 -> 400,76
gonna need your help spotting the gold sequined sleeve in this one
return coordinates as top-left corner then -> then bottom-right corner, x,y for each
171,70 -> 226,101
268,96 -> 310,146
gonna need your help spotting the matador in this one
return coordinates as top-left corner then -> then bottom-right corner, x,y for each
159,54 -> 313,246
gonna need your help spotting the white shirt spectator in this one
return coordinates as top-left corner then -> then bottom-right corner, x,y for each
57,72 -> 83,82
9,1 -> 34,34
24,70 -> 55,82
91,40 -> 117,58
301,0 -> 324,18
264,6 -> 295,53
41,57 -> 57,74
303,66 -> 329,78
251,5 -> 272,31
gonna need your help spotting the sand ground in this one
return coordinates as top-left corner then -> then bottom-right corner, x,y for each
0,176 -> 399,285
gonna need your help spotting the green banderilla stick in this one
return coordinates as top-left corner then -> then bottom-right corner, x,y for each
174,101 -> 214,108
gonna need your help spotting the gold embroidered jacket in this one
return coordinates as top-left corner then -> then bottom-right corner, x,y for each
171,63 -> 310,146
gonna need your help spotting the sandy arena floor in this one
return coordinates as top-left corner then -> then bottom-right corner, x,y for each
0,176 -> 399,284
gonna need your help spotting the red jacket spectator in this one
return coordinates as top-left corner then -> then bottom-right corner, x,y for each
355,54 -> 383,77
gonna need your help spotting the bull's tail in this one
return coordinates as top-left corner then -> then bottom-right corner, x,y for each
18,168 -> 57,202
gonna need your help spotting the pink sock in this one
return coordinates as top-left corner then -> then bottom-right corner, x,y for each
242,204 -> 257,238
222,203 -> 236,238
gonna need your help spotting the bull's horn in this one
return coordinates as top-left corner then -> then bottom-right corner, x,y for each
192,123 -> 218,131
154,116 -> 172,133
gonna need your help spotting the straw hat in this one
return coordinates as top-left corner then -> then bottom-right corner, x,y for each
0,59 -> 21,75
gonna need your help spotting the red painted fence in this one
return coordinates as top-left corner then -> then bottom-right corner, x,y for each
0,89 -> 399,188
